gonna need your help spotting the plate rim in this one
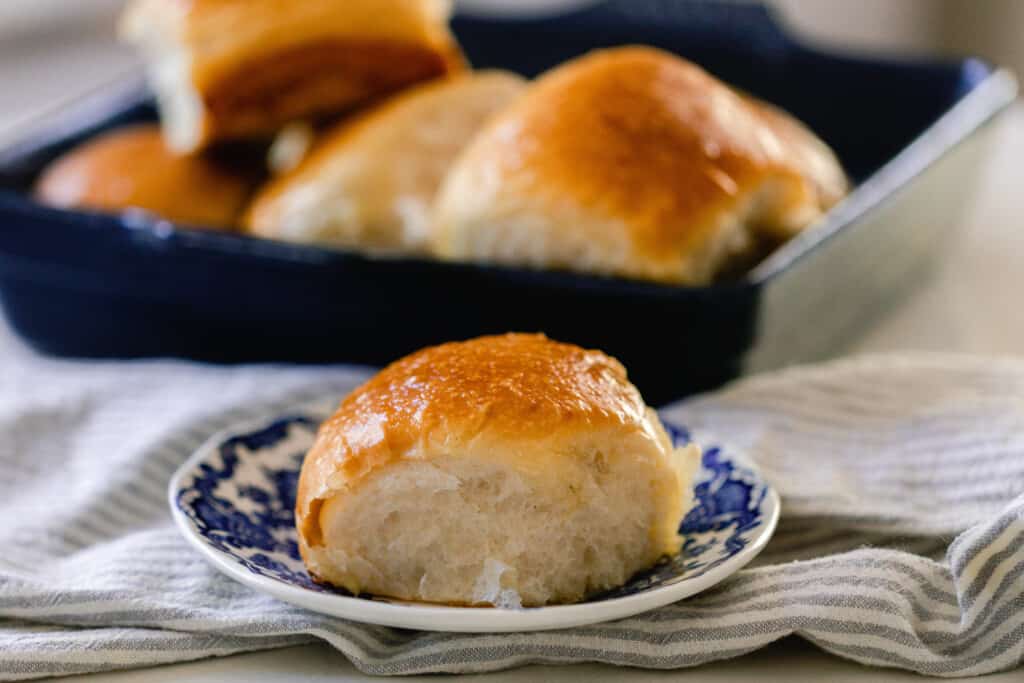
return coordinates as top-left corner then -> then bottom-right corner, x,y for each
168,403 -> 780,633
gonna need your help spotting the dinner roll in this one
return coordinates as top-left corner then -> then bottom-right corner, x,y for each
245,72 -> 527,254
120,0 -> 464,153
296,333 -> 700,607
432,46 -> 848,285
34,125 -> 253,229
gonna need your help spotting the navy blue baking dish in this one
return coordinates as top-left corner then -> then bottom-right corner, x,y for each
0,0 -> 1016,404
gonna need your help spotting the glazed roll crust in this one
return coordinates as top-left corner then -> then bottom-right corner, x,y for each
120,0 -> 464,152
246,71 -> 528,254
296,334 -> 700,606
34,124 -> 253,229
431,46 -> 848,285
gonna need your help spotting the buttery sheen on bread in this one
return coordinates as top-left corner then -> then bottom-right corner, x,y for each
432,46 -> 848,285
34,125 -> 253,229
296,334 -> 700,607
120,0 -> 464,152
246,72 -> 527,254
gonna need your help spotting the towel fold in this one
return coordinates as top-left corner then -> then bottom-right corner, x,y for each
1,327 -> 1023,680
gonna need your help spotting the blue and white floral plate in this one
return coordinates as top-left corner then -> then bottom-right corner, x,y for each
169,398 -> 779,633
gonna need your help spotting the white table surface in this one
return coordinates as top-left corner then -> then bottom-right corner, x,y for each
2,29 -> 1023,683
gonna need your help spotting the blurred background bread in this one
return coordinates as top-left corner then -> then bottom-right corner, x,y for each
119,0 -> 465,153
296,333 -> 700,607
34,124 -> 255,229
6,0 -> 1023,154
246,71 -> 527,254
431,46 -> 847,285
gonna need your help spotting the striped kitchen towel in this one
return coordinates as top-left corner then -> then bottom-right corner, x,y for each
1,331 -> 1024,679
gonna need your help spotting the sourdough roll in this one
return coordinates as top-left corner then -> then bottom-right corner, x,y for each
120,0 -> 464,153
246,71 -> 527,254
34,124 -> 253,229
432,46 -> 848,285
296,334 -> 700,607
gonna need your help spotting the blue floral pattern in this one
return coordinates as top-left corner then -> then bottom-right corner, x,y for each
175,416 -> 328,592
174,411 -> 769,604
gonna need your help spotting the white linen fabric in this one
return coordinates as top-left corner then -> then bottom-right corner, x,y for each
1,326 -> 1023,680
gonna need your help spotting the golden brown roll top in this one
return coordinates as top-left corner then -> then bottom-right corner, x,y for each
34,124 -> 254,229
297,334 -> 699,606
246,71 -> 528,254
298,333 -> 664,508
431,46 -> 848,285
120,0 -> 465,152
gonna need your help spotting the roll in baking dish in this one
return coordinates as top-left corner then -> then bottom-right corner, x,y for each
120,0 -> 465,152
296,334 -> 700,607
34,125 -> 254,229
246,71 -> 527,254
432,46 -> 848,285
